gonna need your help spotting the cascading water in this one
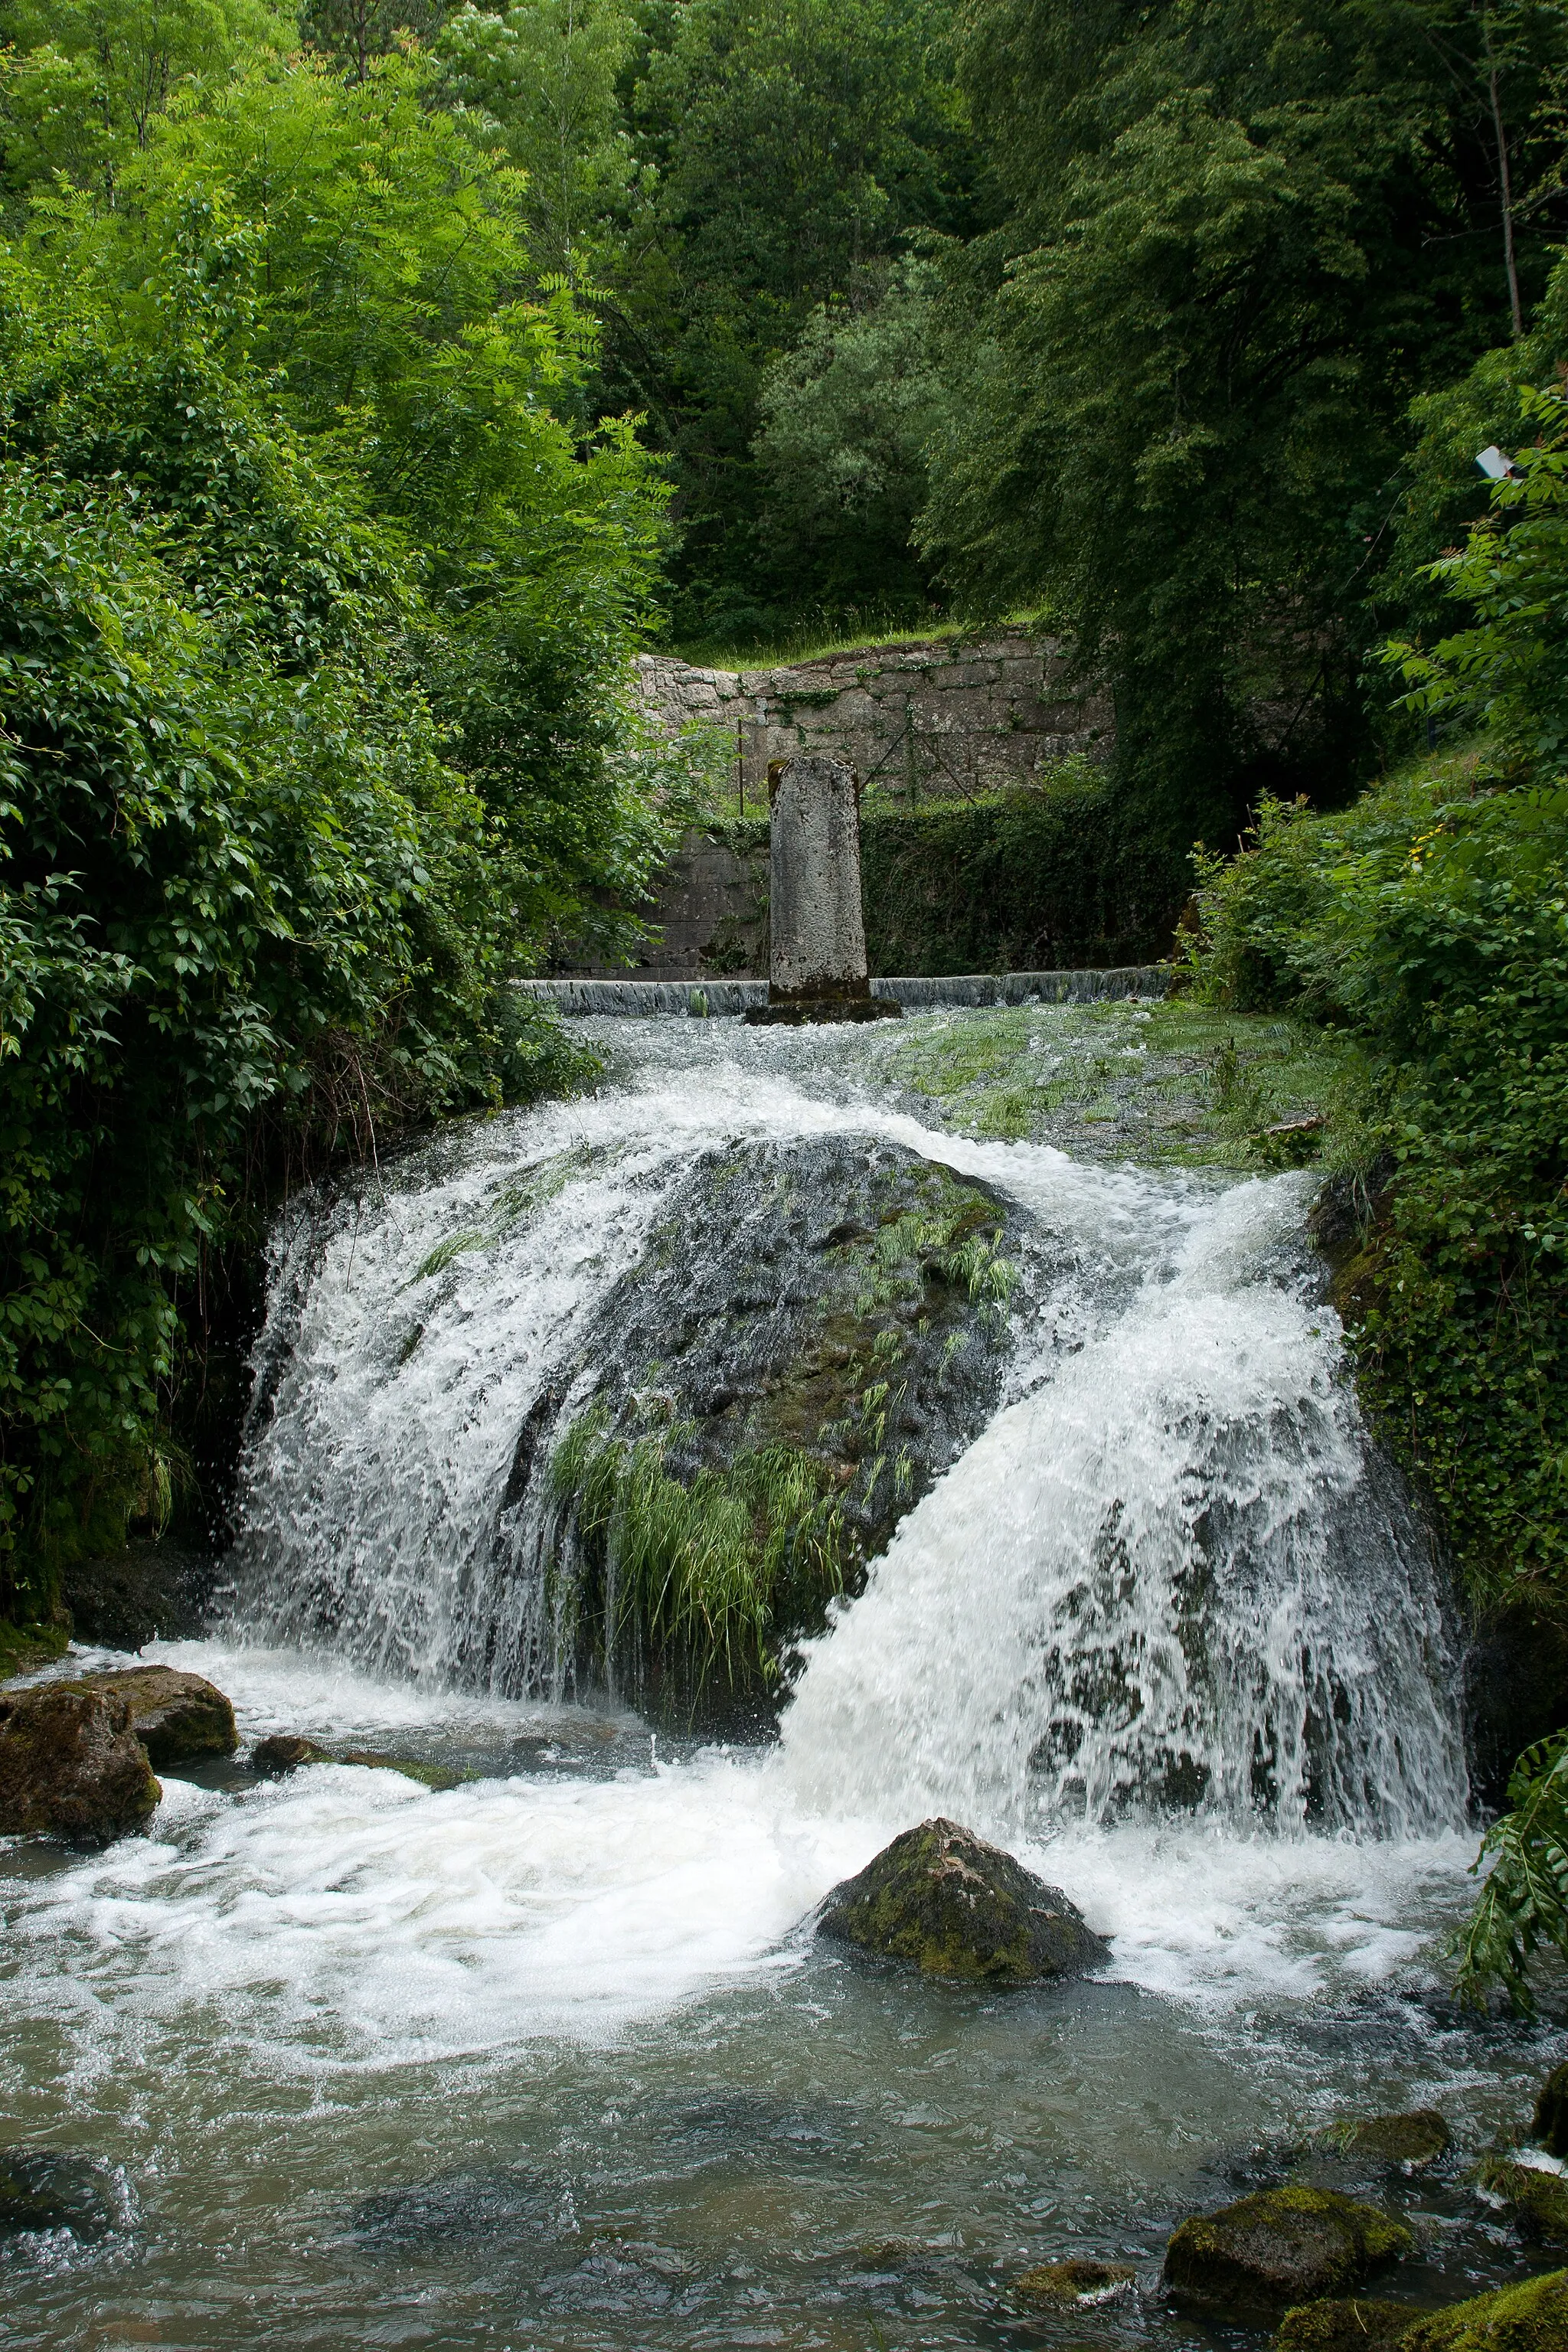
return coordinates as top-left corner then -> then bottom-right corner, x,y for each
230,1019 -> 1465,1841
7,1012 -> 1543,2352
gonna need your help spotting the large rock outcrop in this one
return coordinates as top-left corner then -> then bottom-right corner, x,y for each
62,1666 -> 237,1767
0,1685 -> 161,1841
816,1818 -> 1108,1984
1164,2187 -> 1413,2314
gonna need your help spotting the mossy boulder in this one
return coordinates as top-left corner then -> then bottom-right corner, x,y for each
816,1818 -> 1109,1984
0,1684 -> 160,1841
1017,2258 -> 1136,2305
1531,2062 -> 1568,2159
527,1133 -> 1021,1722
1164,2187 -> 1415,2314
62,1666 -> 236,1766
1314,2112 -> 1452,2169
1400,2269 -> 1568,2350
0,2148 -> 120,2239
1277,2298 -> 1427,2349
1475,2158 -> 1568,2246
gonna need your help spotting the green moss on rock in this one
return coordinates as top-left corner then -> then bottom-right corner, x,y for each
1277,2298 -> 1427,2348
1475,2158 -> 1568,2246
1164,2187 -> 1415,2314
817,1817 -> 1109,1984
1315,2112 -> 1452,2168
1400,2268 -> 1568,2350
0,1684 -> 161,1841
1017,2258 -> 1136,2305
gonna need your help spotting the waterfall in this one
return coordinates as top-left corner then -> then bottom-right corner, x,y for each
230,1031 -> 1467,1841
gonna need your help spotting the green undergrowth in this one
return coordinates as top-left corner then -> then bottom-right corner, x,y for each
874,999 -> 1367,1168
665,612 -> 1044,675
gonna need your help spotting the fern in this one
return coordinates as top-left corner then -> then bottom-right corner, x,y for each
1454,1730 -> 1568,2014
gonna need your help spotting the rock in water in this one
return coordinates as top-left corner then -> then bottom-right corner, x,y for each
1399,2268 -> 1568,2350
1474,2156 -> 1568,2246
1016,2259 -> 1135,2305
251,1733 -> 329,1775
62,1666 -> 237,1766
0,1687 -> 161,1841
1315,2111 -> 1451,2169
816,1818 -> 1109,1983
0,2148 -> 122,2239
1532,2060 -> 1568,2158
1163,2187 -> 1413,2314
1277,2300 -> 1427,2349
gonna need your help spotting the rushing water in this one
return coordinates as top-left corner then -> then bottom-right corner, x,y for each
1,1012 -> 1561,2351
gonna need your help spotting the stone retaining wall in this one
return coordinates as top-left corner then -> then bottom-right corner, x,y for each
636,626 -> 1111,808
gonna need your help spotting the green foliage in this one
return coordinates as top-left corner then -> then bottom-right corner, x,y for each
436,0 -> 639,284
858,769 -> 1189,975
603,0 -> 979,639
0,0 -> 293,205
752,256 -> 947,616
1454,1729 -> 1568,2013
548,1410 -> 848,1706
0,44 -> 676,1614
922,0 -> 1568,836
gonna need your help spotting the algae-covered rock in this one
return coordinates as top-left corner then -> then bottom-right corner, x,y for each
340,1749 -> 468,1790
1315,2112 -> 1452,2169
1400,2268 -> 1568,2350
251,1733 -> 329,1775
530,1134 -> 1022,1721
1164,2187 -> 1414,2314
0,2148 -> 121,2239
63,1665 -> 237,1766
817,1818 -> 1109,1983
1475,2157 -> 1568,2246
1017,2258 -> 1135,2305
1277,2299 -> 1428,2349
0,1684 -> 161,1841
1532,2062 -> 1568,2159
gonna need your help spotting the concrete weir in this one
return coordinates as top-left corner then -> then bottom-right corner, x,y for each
515,967 -> 1171,1018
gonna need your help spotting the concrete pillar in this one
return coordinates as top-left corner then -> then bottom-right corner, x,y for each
746,754 -> 900,1024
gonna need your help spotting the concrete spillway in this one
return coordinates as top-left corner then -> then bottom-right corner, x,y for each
516,965 -> 1171,1017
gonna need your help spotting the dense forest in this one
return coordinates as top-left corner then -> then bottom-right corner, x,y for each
2,0 -> 1568,1890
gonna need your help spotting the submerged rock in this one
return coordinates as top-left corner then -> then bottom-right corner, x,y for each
0,2148 -> 122,2240
1532,2061 -> 1568,2159
61,1666 -> 237,1767
251,1733 -> 328,1775
1400,2268 -> 1568,2350
0,1685 -> 160,1841
1163,2187 -> 1414,2314
1277,2300 -> 1426,2349
1314,2112 -> 1452,2170
816,1818 -> 1109,1983
1016,2258 -> 1136,2305
352,2164 -> 557,2248
1475,2156 -> 1568,2246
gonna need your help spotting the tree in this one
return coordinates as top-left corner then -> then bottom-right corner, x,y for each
921,0 -> 1568,839
753,255 -> 946,619
435,0 -> 639,286
601,0 -> 980,641
0,0 -> 292,206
